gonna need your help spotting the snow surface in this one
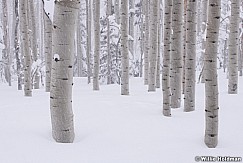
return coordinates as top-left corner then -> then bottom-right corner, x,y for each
0,71 -> 243,163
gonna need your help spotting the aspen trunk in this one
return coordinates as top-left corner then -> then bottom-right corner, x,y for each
50,0 -> 80,143
170,0 -> 183,108
20,0 -> 32,96
143,0 -> 149,85
204,0 -> 221,148
44,11 -> 52,92
86,0 -> 92,84
156,3 -> 161,89
121,0 -> 129,95
228,0 -> 240,94
162,0 -> 172,117
93,0 -> 100,91
184,0 -> 197,112
148,0 -> 158,92
129,0 -> 134,58
106,0 -> 112,84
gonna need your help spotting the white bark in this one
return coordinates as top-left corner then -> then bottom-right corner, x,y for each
2,0 -> 11,86
143,0 -> 149,85
148,0 -> 158,92
28,0 -> 40,89
121,0 -> 129,95
170,0 -> 183,108
44,11 -> 52,92
204,0 -> 220,148
162,0 -> 172,117
20,0 -> 32,96
115,0 -> 120,24
156,2 -> 161,89
128,0 -> 134,57
93,0 -> 100,91
86,0 -> 92,84
228,0 -> 240,94
50,0 -> 80,143
107,0 -> 112,84
184,0 -> 197,112
77,9 -> 83,77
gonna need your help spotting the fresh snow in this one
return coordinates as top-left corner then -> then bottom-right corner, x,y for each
0,70 -> 242,163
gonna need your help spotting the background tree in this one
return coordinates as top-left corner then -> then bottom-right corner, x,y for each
50,0 -> 80,143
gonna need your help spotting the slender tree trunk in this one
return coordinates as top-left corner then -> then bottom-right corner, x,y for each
184,0 -> 197,112
170,0 -> 183,108
77,8 -> 83,77
20,0 -> 32,96
2,0 -> 11,86
121,0 -> 129,95
115,0 -> 120,24
204,0 -> 221,148
86,0 -> 92,84
14,0 -> 22,90
156,3 -> 161,89
44,11 -> 52,92
143,0 -> 149,85
228,0 -> 240,94
93,0 -> 100,91
50,0 -> 80,143
148,0 -> 158,92
162,0 -> 172,117
182,0 -> 187,94
106,0 -> 112,84
28,0 -> 40,89
200,0 -> 209,83
129,0 -> 134,58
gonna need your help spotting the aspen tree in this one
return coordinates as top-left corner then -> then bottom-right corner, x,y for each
170,0 -> 183,108
93,0 -> 100,91
107,0 -> 112,84
121,0 -> 129,95
50,0 -> 80,143
204,0 -> 221,148
228,0 -> 240,94
20,0 -> 32,96
129,0 -> 134,57
184,0 -> 197,112
162,0 -> 172,117
86,0 -> 92,84
143,0 -> 149,85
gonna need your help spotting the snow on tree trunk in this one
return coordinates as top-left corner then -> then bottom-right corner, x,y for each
143,0 -> 149,85
2,0 -> 11,86
200,0 -> 209,83
28,0 -> 40,89
129,0 -> 134,58
148,0 -> 158,92
77,8 -> 83,77
170,0 -> 183,108
93,0 -> 100,91
162,0 -> 172,117
20,0 -> 32,96
44,11 -> 52,92
121,0 -> 129,95
228,0 -> 240,94
86,0 -> 92,84
184,0 -> 197,112
204,0 -> 220,148
50,0 -> 80,143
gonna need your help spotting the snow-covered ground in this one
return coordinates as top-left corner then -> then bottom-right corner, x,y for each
0,70 -> 243,163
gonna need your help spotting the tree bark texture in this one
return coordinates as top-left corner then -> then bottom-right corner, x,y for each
50,0 -> 80,143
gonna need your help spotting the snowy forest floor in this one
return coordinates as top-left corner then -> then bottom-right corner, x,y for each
0,70 -> 243,163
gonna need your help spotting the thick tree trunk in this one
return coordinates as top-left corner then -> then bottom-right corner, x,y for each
148,0 -> 158,92
121,0 -> 129,95
44,11 -> 52,92
162,0 -> 172,117
170,0 -> 183,108
50,0 -> 80,143
184,0 -> 197,112
228,0 -> 240,94
20,0 -> 32,96
93,0 -> 100,91
156,3 -> 161,89
204,0 -> 221,148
